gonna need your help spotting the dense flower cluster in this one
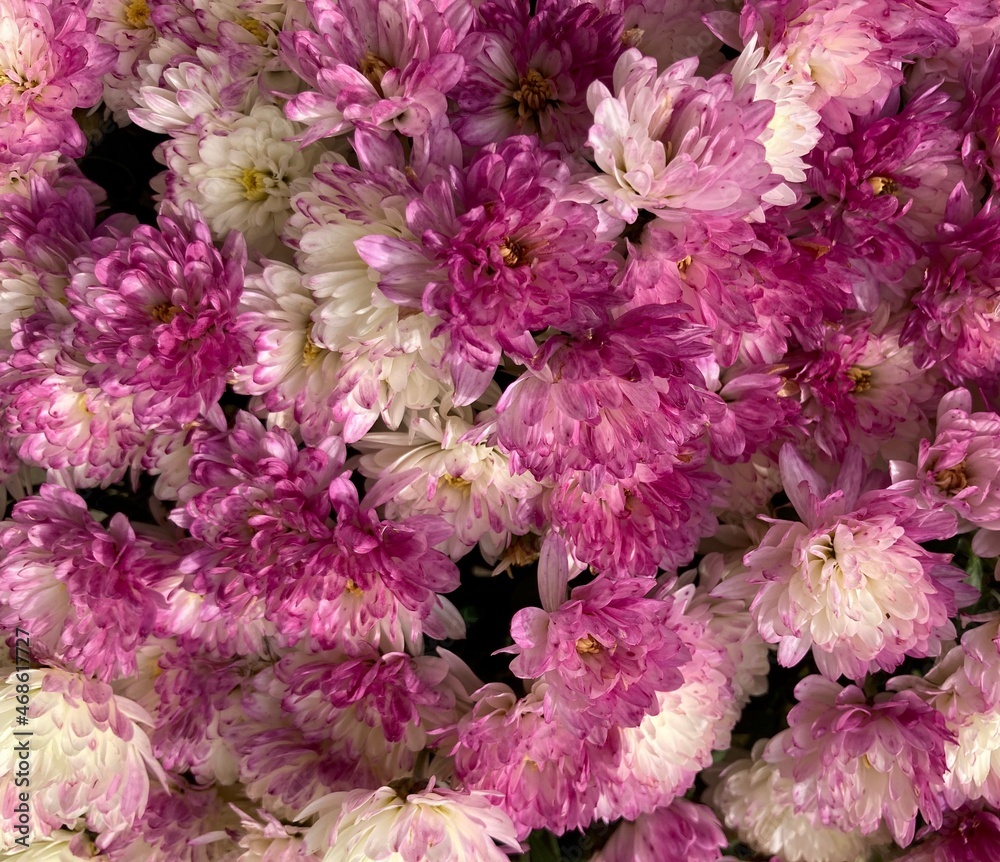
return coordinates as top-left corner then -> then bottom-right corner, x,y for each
0,0 -> 999,859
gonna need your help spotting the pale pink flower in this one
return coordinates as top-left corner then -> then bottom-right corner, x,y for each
743,445 -> 973,681
592,799 -> 727,862
770,675 -> 953,847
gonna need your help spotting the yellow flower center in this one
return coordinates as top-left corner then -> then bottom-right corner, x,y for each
240,167 -> 270,202
847,367 -> 872,393
513,69 -> 554,116
935,461 -> 968,495
151,303 -> 180,324
345,579 -> 364,597
123,0 -> 151,29
359,52 -> 391,96
237,17 -> 268,43
302,334 -> 322,366
576,635 -> 602,655
437,473 -> 472,491
677,255 -> 693,275
499,237 -> 527,267
866,175 -> 899,197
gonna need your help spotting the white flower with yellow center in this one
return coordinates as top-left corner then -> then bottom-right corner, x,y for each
354,408 -> 544,561
0,669 -> 166,848
162,103 -> 322,255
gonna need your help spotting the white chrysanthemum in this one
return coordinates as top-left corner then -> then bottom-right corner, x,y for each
0,267 -> 43,352
354,408 -> 544,560
707,741 -> 879,862
163,104 -> 322,255
0,669 -> 166,848
730,38 -> 823,206
300,781 -> 522,862
0,829 -> 107,860
333,308 -> 454,444
90,0 -> 156,123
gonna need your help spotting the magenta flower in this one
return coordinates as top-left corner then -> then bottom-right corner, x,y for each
770,675 -> 954,846
451,0 -> 624,151
280,0 -> 470,140
451,682 -> 616,838
592,799 -> 727,862
67,204 -> 251,431
902,185 -> 1000,385
0,485 -> 167,682
897,805 -> 1000,862
276,647 -> 458,745
544,458 -> 718,577
502,577 -> 690,739
890,388 -> 1000,549
0,0 -> 114,158
494,305 -> 717,484
743,445 -> 974,681
355,136 -> 621,404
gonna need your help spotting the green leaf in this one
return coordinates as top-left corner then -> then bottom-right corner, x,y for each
525,829 -> 561,862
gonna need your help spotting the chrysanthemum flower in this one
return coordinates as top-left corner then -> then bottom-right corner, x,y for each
159,104 -> 322,256
2,830 -> 106,860
300,780 -> 523,862
451,682 -> 614,838
0,668 -> 166,848
232,807 -> 320,862
67,204 -> 251,431
707,738 -> 881,862
585,48 -> 776,223
896,805 -> 1000,862
503,576 -> 689,740
355,136 -> 621,403
781,308 -> 939,461
280,0 -> 471,140
0,485 -> 169,682
101,783 -> 242,861
593,578 -> 740,822
890,388 -> 1000,553
354,407 -> 544,561
494,306 -> 716,484
729,37 -> 823,207
452,0 -> 624,151
743,445 -> 973,681
0,0 -> 114,158
773,675 -> 953,846
233,261 -> 343,445
592,798 -> 727,862
91,0 -> 157,123
901,185 -> 1000,384
616,0 -> 726,76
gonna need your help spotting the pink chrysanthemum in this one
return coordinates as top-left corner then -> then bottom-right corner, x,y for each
451,0 -> 624,151
0,485 -> 168,683
592,799 -> 727,862
494,306 -> 718,484
585,48 -> 776,222
0,0 -> 114,158
543,457 -> 718,577
66,203 -> 250,431
0,668 -> 166,848
451,682 -> 616,838
781,308 -> 939,461
726,0 -> 953,132
890,388 -> 1000,553
502,576 -> 689,740
742,445 -> 973,681
280,0 -> 471,140
896,805 -> 1000,862
770,675 -> 953,847
355,136 -> 621,404
901,186 -> 1000,385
